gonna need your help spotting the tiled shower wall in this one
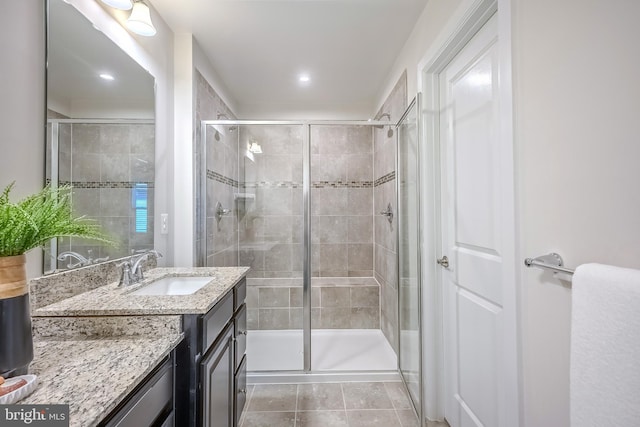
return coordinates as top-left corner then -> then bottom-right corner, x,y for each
236,124 -> 379,330
237,125 -> 304,278
48,122 -> 155,270
374,72 -> 407,353
246,277 -> 380,330
195,70 -> 239,268
311,126 -> 374,278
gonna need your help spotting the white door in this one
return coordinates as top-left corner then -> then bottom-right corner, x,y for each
438,14 -> 514,427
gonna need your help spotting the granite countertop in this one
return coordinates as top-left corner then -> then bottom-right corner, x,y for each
22,332 -> 183,427
32,267 -> 249,317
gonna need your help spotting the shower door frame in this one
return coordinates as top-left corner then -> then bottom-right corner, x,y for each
199,119 -> 393,373
395,96 -> 424,422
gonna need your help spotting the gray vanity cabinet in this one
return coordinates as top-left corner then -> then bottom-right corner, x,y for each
175,278 -> 247,427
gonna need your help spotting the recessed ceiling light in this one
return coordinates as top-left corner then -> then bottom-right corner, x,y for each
299,74 -> 310,83
99,73 -> 115,81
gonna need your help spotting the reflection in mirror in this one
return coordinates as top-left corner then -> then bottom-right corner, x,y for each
45,0 -> 155,273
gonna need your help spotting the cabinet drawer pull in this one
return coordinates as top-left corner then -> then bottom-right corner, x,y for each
240,330 -> 247,335
239,388 -> 247,394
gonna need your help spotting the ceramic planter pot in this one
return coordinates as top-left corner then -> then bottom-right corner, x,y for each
0,254 -> 33,377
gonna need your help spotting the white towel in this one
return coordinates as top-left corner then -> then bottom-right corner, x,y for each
570,263 -> 640,427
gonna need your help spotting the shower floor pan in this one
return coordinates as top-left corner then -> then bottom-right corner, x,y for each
246,329 -> 397,373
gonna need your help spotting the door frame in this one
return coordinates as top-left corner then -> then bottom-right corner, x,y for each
416,0 -> 520,424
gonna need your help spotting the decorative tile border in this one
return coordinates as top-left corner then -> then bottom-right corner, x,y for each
46,179 -> 154,189
65,181 -> 154,189
312,180 -> 373,188
206,170 -> 375,189
374,171 -> 395,187
244,181 -> 303,189
206,170 -> 239,187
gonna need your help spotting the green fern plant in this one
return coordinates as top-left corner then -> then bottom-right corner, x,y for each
0,182 -> 115,257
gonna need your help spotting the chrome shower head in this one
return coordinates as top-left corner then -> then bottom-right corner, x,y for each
372,112 -> 393,137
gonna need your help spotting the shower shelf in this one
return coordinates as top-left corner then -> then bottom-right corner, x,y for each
234,193 -> 256,201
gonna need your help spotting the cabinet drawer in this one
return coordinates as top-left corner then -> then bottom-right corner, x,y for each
104,356 -> 173,427
234,279 -> 246,312
234,303 -> 247,372
202,291 -> 233,351
234,355 -> 247,427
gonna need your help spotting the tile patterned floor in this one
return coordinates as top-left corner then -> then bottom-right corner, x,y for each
239,381 -> 449,427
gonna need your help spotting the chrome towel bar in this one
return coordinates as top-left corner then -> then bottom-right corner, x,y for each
524,253 -> 575,276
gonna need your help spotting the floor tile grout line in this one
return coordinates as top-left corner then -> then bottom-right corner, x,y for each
243,385 -> 255,426
294,383 -> 299,427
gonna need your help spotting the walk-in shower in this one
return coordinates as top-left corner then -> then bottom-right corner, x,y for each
198,118 -> 420,395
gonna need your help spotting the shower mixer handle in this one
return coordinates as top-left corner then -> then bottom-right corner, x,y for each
215,201 -> 232,223
379,203 -> 393,224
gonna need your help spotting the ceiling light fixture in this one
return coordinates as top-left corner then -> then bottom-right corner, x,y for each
100,0 -> 133,10
99,73 -> 115,81
126,1 -> 157,37
299,74 -> 311,83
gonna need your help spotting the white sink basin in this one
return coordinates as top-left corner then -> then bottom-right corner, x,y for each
130,276 -> 214,296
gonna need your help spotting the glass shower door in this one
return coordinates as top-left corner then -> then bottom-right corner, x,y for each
397,96 -> 422,417
202,122 -> 306,371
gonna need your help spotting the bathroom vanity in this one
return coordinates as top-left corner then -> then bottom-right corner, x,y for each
177,278 -> 247,427
28,263 -> 249,427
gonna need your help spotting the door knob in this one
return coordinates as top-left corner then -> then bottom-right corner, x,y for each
437,256 -> 449,268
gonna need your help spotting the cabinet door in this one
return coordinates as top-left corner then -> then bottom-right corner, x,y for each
234,303 -> 247,372
201,324 -> 233,427
234,355 -> 247,427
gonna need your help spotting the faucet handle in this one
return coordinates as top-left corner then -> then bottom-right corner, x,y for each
117,261 -> 134,286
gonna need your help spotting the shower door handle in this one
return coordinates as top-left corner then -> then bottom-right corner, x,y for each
437,256 -> 449,268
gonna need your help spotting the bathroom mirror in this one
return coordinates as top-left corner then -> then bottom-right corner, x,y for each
45,0 -> 156,273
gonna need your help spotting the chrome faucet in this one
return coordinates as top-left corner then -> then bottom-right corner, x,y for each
118,249 -> 163,286
57,250 -> 110,269
57,251 -> 89,269
132,249 -> 162,281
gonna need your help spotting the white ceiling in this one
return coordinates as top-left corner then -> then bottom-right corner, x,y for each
48,0 -> 154,118
149,0 -> 428,119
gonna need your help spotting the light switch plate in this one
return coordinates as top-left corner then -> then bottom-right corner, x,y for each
160,213 -> 169,234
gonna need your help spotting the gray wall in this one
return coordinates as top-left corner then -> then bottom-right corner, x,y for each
0,1 -> 46,278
